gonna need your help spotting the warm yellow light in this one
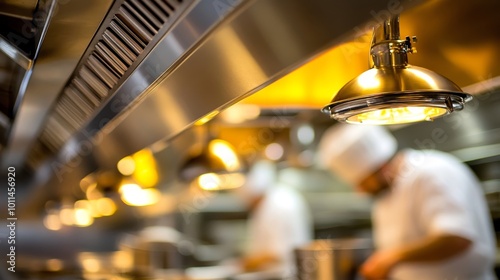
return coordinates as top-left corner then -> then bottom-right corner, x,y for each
407,68 -> 438,88
59,207 -> 75,226
219,104 -> 261,124
85,183 -> 102,200
117,156 -> 135,176
357,70 -> 380,89
120,183 -> 160,206
209,139 -> 241,171
79,174 -> 95,191
198,173 -> 221,190
74,200 -> 91,211
46,259 -> 64,272
44,213 -> 62,231
78,198 -> 115,218
197,172 -> 246,191
134,168 -> 158,188
81,257 -> 101,273
132,149 -> 159,188
112,251 -> 133,272
73,208 -> 94,227
218,173 -> 246,190
195,110 -> 220,126
347,106 -> 448,125
88,200 -> 102,218
95,197 -> 117,216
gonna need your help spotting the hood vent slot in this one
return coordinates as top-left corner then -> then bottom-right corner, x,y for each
32,0 -> 187,166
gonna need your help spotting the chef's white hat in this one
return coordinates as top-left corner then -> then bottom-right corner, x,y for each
317,124 -> 397,186
241,160 -> 277,197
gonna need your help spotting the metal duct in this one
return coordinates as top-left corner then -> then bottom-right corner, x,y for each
36,0 -> 190,160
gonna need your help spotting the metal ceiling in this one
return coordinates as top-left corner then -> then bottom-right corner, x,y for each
35,0 -> 192,163
0,0 -> 114,167
0,0 -> 39,19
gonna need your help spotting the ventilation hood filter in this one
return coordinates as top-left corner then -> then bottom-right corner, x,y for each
322,16 -> 472,125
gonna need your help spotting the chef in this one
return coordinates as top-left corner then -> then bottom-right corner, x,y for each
318,124 -> 496,280
238,159 -> 312,278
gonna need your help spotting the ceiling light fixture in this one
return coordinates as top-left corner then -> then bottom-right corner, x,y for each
179,138 -> 245,185
322,16 -> 472,125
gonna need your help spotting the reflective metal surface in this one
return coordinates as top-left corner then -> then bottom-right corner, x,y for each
295,238 -> 373,280
1,0 -> 114,167
0,0 -> 38,19
242,0 -> 500,108
36,0 -> 193,159
327,66 -> 467,102
0,36 -> 32,69
322,66 -> 472,124
322,16 -> 472,125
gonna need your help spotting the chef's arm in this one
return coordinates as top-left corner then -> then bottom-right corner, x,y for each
361,234 -> 472,279
242,253 -> 279,272
395,233 -> 472,263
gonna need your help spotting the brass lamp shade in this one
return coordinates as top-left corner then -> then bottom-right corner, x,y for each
322,16 -> 472,125
178,139 -> 245,182
322,66 -> 472,124
179,152 -> 229,181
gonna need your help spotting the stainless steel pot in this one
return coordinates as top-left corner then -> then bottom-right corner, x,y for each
295,238 -> 373,280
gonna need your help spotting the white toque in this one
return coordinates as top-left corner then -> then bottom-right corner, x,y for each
317,124 -> 397,186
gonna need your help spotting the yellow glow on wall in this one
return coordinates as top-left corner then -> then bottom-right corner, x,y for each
119,183 -> 160,207
132,149 -> 159,188
241,41 -> 368,107
209,139 -> 241,171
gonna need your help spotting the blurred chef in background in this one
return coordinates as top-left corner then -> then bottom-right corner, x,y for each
318,124 -> 496,280
237,159 -> 312,278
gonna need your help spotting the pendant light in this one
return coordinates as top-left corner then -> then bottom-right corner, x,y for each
322,16 -> 472,125
178,125 -> 246,191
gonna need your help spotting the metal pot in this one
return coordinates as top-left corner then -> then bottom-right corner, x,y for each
118,227 -> 184,277
295,238 -> 373,280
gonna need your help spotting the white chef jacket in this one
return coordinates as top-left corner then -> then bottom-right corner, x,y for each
373,149 -> 496,280
246,184 -> 312,278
